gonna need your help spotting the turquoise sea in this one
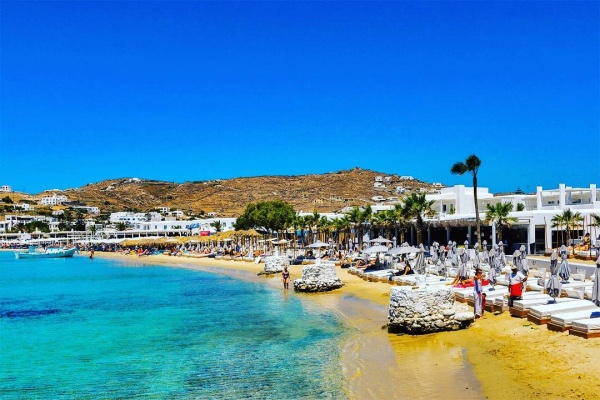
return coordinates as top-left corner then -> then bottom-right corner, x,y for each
0,252 -> 348,399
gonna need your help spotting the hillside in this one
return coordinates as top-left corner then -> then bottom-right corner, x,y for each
8,169 -> 441,217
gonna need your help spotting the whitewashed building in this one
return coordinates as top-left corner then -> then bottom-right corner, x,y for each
39,194 -> 69,205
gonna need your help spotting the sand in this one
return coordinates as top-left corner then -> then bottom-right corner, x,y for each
91,252 -> 600,399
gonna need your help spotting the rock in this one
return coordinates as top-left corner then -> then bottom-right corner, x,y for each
293,263 -> 344,292
388,287 -> 474,334
259,255 -> 289,275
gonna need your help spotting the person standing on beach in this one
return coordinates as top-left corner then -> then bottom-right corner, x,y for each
281,266 -> 290,289
89,247 -> 94,260
507,264 -> 526,307
473,268 -> 485,318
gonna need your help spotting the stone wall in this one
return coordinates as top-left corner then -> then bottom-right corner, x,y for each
388,287 -> 474,334
293,264 -> 344,292
259,255 -> 289,275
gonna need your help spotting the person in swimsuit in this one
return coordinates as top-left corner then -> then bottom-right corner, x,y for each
282,266 -> 290,289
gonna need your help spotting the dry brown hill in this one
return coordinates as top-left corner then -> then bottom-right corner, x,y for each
22,168 -> 442,217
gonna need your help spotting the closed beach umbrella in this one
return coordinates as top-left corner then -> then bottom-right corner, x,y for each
592,255 -> 600,306
513,250 -> 522,273
545,275 -> 562,299
558,252 -> 570,282
413,245 -> 426,274
456,248 -> 470,278
550,249 -> 558,275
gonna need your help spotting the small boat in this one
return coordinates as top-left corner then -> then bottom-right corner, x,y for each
15,245 -> 78,260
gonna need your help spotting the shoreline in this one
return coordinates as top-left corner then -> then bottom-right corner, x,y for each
7,250 -> 600,398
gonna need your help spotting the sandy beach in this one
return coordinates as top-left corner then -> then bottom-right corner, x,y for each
87,251 -> 600,399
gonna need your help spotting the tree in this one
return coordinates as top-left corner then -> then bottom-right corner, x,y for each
2,196 -> 13,204
551,214 -> 565,247
115,222 -> 127,231
484,202 -> 518,245
450,154 -> 482,249
560,209 -> 581,246
516,203 -> 525,211
210,220 -> 223,233
234,200 -> 295,236
403,193 -> 436,245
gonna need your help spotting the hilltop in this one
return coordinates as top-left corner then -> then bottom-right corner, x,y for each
7,169 -> 441,217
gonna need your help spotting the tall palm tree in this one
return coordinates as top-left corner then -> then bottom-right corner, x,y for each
551,214 -> 565,247
450,154 -> 482,249
560,209 -> 581,246
346,206 -> 363,250
404,193 -> 436,245
590,213 -> 600,247
484,202 -> 518,245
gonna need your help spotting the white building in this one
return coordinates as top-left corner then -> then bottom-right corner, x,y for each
39,194 -> 69,205
0,185 -> 12,192
71,206 -> 100,214
109,212 -> 148,225
14,203 -> 34,211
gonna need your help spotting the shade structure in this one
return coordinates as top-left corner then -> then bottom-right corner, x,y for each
364,245 -> 389,254
549,250 -> 558,275
388,246 -> 420,255
413,246 -> 426,274
274,239 -> 289,245
558,254 -> 570,282
370,236 -> 393,244
307,240 -> 329,248
545,275 -> 562,299
592,256 -> 600,306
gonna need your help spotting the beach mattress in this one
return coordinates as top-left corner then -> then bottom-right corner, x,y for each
551,309 -> 600,327
529,300 -> 596,319
571,318 -> 600,332
512,297 -> 575,311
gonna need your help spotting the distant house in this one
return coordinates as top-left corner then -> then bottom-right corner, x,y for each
432,182 -> 443,187
0,185 -> 11,192
375,176 -> 383,182
374,182 -> 385,189
39,194 -> 69,205
371,196 -> 385,202
383,176 -> 392,183
400,176 -> 414,180
396,186 -> 407,194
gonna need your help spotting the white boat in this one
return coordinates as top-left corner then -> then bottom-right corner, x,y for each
15,246 -> 78,260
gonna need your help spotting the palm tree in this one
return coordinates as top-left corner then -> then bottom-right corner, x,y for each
551,214 -> 565,247
450,154 -> 482,249
346,206 -> 362,248
560,209 -> 581,247
404,193 -> 436,245
484,202 -> 518,245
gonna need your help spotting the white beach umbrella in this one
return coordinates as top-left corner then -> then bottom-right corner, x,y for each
388,246 -> 420,255
370,236 -> 393,244
364,245 -> 389,254
307,240 -> 329,248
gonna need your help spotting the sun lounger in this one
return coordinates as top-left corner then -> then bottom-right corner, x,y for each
527,300 -> 597,325
492,292 -> 551,313
547,308 -> 600,332
569,317 -> 600,339
510,297 -> 576,318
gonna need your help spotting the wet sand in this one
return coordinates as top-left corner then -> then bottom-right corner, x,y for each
90,252 -> 600,399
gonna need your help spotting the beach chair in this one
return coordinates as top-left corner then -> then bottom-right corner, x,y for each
569,317 -> 600,339
547,308 -> 600,332
510,297 -> 577,318
527,300 -> 597,325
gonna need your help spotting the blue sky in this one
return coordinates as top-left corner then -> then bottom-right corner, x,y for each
1,1 -> 598,195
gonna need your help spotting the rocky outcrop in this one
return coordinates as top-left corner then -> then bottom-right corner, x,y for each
258,255 -> 289,275
388,287 -> 474,334
293,263 -> 344,292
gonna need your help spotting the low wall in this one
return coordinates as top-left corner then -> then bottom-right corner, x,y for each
388,287 -> 474,334
293,264 -> 344,292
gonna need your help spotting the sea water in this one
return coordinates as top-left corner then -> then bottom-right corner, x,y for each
0,252 -> 348,399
